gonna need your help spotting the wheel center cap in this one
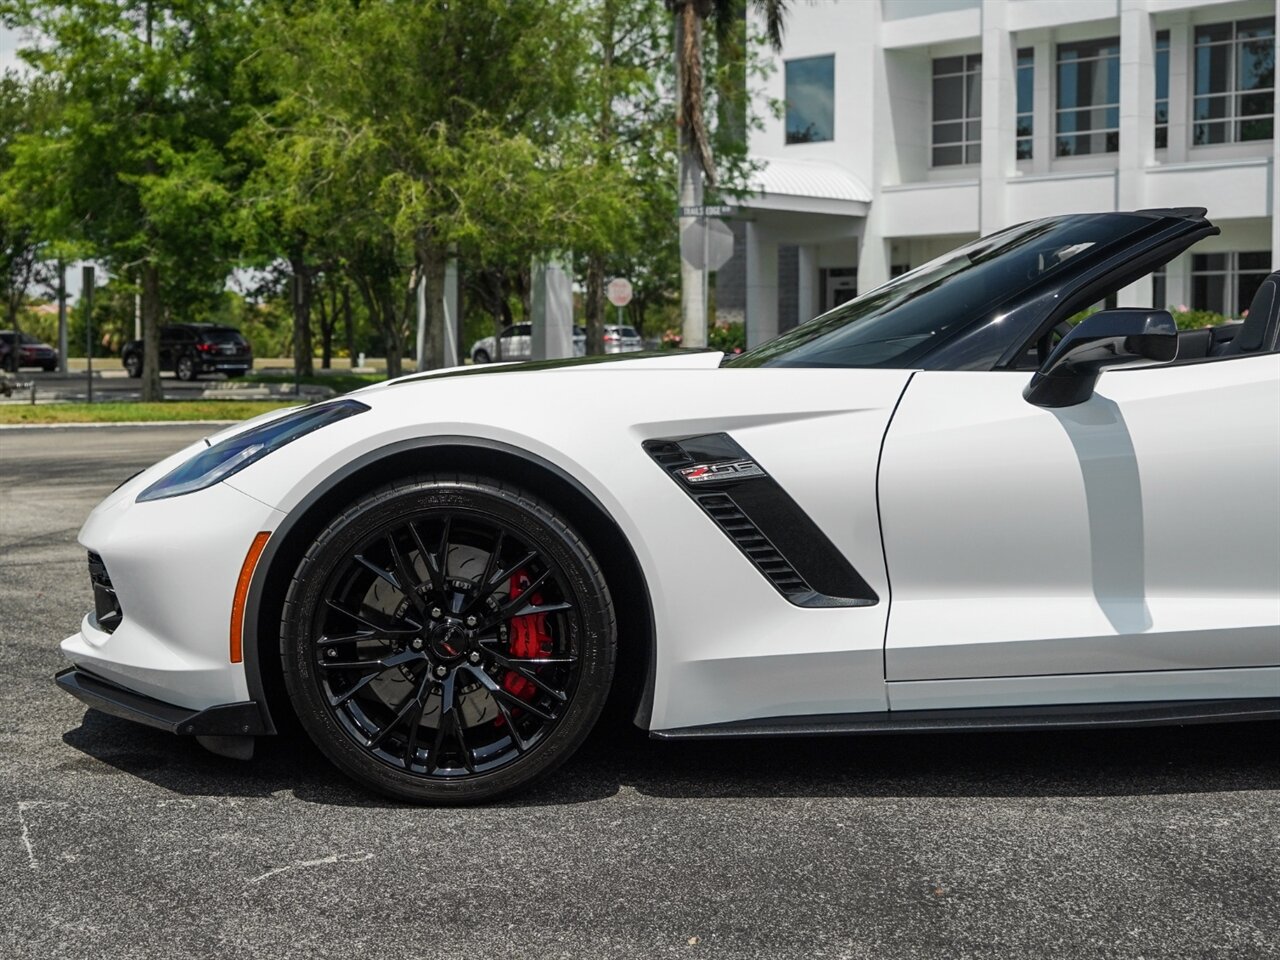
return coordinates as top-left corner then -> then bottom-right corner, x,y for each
429,622 -> 468,662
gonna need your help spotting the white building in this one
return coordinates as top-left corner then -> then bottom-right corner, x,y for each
734,0 -> 1277,345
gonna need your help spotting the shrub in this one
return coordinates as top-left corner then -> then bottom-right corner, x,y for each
707,320 -> 745,354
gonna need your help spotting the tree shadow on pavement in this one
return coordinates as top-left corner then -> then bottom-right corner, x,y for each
61,707 -> 1280,809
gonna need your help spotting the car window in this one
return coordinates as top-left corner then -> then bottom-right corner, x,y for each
727,214 -> 1159,369
203,329 -> 246,345
619,327 -> 640,338
20,332 -> 40,344
0,333 -> 13,345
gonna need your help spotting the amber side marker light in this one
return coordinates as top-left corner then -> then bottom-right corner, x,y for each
231,531 -> 272,664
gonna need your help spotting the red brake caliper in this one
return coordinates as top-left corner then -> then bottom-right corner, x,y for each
500,569 -> 552,706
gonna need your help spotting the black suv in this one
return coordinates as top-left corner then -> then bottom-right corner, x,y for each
122,323 -> 253,381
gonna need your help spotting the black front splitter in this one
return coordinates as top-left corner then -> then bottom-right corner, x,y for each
55,667 -> 271,759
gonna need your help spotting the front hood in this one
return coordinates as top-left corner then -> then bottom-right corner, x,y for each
356,349 -> 725,395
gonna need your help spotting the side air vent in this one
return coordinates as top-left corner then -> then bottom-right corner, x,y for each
695,492 -> 811,596
87,551 -> 123,634
643,434 -> 878,608
644,440 -> 689,469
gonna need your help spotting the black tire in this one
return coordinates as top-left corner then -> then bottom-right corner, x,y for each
41,362 -> 56,372
176,354 -> 197,381
472,349 -> 490,364
2,353 -> 16,373
280,474 -> 616,804
124,354 -> 142,378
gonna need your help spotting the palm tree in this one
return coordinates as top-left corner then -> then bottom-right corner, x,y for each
669,0 -> 787,348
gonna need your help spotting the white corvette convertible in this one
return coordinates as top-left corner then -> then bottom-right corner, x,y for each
58,209 -> 1280,803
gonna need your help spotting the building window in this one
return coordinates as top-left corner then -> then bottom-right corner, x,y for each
1155,30 -> 1170,148
1056,38 -> 1120,156
932,53 -> 981,166
1152,266 -> 1167,310
1191,252 -> 1272,316
785,55 -> 835,144
1016,48 -> 1033,159
1194,19 -> 1275,145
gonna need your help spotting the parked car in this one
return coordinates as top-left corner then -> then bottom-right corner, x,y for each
122,323 -> 253,381
470,324 -> 587,363
603,324 -> 644,354
57,209 -> 1280,806
0,330 -> 59,372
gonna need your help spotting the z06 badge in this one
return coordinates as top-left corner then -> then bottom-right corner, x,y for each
678,459 -> 766,484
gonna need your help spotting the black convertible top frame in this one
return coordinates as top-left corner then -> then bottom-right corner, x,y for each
921,208 -> 1219,372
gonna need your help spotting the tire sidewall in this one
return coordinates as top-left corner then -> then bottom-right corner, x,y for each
281,477 -> 615,804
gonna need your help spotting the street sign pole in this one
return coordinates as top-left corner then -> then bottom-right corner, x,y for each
678,205 -> 737,344
702,210 -> 710,334
82,265 -> 94,404
606,278 -> 633,342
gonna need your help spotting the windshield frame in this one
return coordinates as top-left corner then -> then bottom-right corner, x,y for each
725,213 -> 1183,372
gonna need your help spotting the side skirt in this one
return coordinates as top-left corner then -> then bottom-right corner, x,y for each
650,698 -> 1280,739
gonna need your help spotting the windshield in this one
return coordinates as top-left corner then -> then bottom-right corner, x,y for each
203,328 -> 247,345
726,214 -> 1157,369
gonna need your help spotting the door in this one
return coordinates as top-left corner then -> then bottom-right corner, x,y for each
824,269 -> 857,311
497,324 -> 531,360
878,355 -> 1280,707
157,326 -> 178,369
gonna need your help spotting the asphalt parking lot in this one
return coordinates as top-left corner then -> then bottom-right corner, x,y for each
1,425 -> 1277,959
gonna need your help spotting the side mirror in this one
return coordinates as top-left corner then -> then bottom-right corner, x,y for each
1024,309 -> 1178,408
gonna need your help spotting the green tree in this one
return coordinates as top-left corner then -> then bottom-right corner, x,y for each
0,72 -> 58,357
576,0 -> 675,355
256,0 -> 633,375
4,0 -> 253,399
668,0 -> 787,347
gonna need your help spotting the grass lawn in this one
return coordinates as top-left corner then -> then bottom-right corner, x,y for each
244,371 -> 386,394
0,400 -> 299,425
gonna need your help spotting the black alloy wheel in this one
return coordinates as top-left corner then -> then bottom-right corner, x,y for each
281,475 -> 616,803
176,354 -> 197,381
124,354 -> 142,378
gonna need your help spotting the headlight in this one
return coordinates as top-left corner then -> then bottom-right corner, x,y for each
136,399 -> 369,502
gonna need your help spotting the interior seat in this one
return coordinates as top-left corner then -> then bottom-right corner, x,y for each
1175,327 -> 1213,360
1215,271 -> 1280,356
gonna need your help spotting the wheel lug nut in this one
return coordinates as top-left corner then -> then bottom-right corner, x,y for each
435,666 -> 448,678
431,607 -> 442,619
326,648 -> 336,658
411,638 -> 423,650
468,652 -> 480,664
465,616 -> 477,628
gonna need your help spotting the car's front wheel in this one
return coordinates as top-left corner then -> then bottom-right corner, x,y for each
175,355 -> 197,381
280,475 -> 616,804
472,349 -> 490,364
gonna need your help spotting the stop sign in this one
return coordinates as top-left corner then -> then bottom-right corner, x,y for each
606,277 -> 633,308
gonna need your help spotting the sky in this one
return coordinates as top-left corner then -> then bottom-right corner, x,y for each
0,25 -> 23,73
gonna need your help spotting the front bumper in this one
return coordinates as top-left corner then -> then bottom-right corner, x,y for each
61,474 -> 285,712
55,667 -> 269,737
